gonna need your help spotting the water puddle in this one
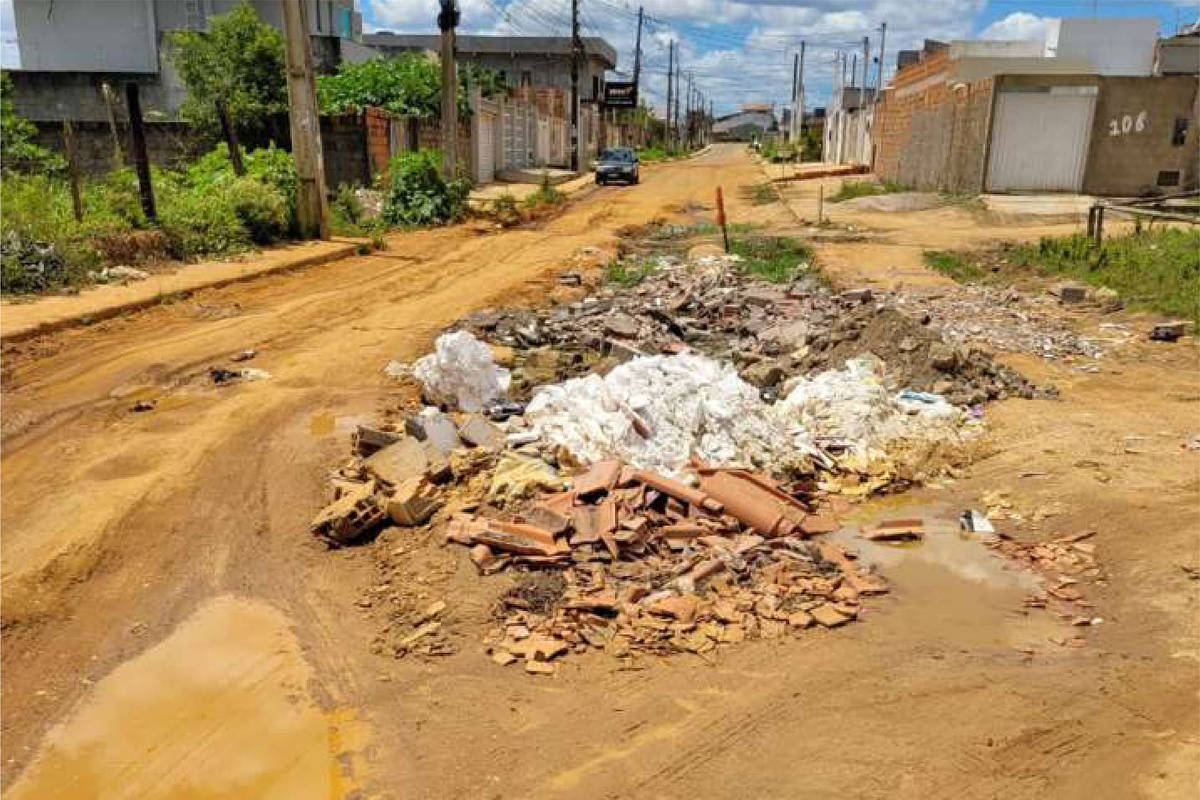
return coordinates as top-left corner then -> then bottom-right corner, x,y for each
6,595 -> 364,799
308,412 -> 367,441
839,496 -> 1056,649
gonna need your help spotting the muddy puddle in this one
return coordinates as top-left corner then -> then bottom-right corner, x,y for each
6,595 -> 365,799
842,495 -> 1059,650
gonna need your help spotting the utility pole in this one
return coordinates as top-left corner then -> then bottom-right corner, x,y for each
685,73 -> 693,148
797,41 -> 806,145
674,60 -> 681,146
876,22 -> 887,96
790,52 -> 798,143
438,0 -> 459,177
666,41 -> 674,147
861,36 -> 870,99
124,82 -> 155,222
570,0 -> 582,171
281,0 -> 328,239
632,6 -> 643,93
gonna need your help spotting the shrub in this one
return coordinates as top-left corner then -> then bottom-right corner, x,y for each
0,231 -> 81,294
225,177 -> 289,243
729,236 -> 813,283
382,150 -> 469,227
1,72 -> 65,175
158,190 -> 250,260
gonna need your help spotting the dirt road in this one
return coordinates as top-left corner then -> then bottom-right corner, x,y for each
3,144 -> 1197,798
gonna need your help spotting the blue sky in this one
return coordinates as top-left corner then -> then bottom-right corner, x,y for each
3,0 -> 1195,115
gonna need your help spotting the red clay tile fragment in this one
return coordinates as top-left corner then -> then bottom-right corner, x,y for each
799,513 -> 841,535
631,470 -> 723,514
572,459 -> 623,500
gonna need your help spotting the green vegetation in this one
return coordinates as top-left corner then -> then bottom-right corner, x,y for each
317,53 -> 502,118
1,143 -> 297,294
746,183 -> 776,205
1012,230 -> 1199,324
605,258 -> 656,287
521,174 -> 566,210
828,179 -> 907,203
692,221 -> 754,236
923,250 -> 985,283
925,229 -> 1199,325
165,2 -> 288,138
636,144 -> 691,162
381,150 -> 470,227
1,73 -> 64,175
729,236 -> 813,283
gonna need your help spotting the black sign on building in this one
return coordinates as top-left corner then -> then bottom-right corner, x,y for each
603,81 -> 638,108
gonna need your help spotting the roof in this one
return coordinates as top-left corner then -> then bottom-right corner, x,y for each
360,34 -> 617,69
740,103 -> 773,112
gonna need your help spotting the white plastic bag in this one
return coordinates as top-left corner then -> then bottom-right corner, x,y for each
411,331 -> 511,412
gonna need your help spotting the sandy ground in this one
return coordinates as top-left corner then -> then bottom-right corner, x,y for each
2,144 -> 1196,799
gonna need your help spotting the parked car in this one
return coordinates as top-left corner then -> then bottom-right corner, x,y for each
595,148 -> 639,185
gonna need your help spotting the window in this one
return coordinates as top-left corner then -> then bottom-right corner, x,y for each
1172,117 -> 1189,147
1157,170 -> 1180,187
592,75 -> 600,99
498,70 -> 508,86
521,70 -> 533,87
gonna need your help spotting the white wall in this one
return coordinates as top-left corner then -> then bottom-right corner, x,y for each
1046,17 -> 1159,76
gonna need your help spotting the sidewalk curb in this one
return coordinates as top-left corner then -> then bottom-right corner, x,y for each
1,241 -> 364,344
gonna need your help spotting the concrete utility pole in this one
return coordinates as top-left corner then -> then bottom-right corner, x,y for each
685,72 -> 693,147
861,36 -> 870,99
666,41 -> 674,147
797,41 -> 806,144
438,0 -> 459,177
281,0 -> 328,239
674,61 -> 681,145
790,52 -> 798,143
568,0 -> 583,170
876,22 -> 887,96
632,6 -> 643,93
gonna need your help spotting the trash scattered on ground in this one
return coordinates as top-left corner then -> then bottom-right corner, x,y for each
889,285 -> 1113,362
861,518 -> 925,542
90,265 -> 151,283
960,509 -> 995,534
231,349 -> 257,362
130,399 -> 156,412
1150,321 -> 1187,342
408,330 -> 511,411
209,366 -> 271,385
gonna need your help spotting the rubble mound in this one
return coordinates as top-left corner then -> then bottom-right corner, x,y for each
796,306 -> 1050,406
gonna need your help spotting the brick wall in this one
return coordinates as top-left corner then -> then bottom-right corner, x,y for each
873,51 -> 994,194
364,107 -> 393,179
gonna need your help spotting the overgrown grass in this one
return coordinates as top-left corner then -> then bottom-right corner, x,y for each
828,179 -> 907,203
636,144 -> 694,163
923,250 -> 986,283
745,183 -> 776,205
1012,230 -> 1200,324
692,221 -> 755,236
729,235 -> 813,283
521,180 -> 566,211
605,258 -> 656,286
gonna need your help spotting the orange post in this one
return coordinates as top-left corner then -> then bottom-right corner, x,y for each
716,186 -> 729,252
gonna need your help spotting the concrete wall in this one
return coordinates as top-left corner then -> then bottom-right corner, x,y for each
13,0 -> 159,72
8,71 -> 173,123
873,51 -> 995,193
1047,18 -> 1158,76
31,119 -> 217,175
1083,76 -> 1200,195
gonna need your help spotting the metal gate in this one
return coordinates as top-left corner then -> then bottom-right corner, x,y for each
477,110 -> 496,183
986,87 -> 1097,192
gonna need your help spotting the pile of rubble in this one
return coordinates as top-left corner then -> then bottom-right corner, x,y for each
455,254 -> 1052,410
449,459 -> 883,672
889,285 -> 1111,363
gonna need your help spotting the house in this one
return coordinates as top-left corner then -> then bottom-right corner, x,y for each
713,104 -> 775,140
824,85 -> 877,166
6,0 -> 366,122
360,34 -> 616,104
873,17 -> 1200,195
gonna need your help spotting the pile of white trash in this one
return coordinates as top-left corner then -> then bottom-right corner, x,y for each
394,332 -> 970,479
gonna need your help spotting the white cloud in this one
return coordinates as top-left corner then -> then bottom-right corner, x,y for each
980,11 -> 1053,41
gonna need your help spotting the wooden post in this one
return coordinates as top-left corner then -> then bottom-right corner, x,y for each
100,82 -> 123,168
62,120 -> 83,222
124,82 -> 156,222
280,0 -> 329,239
818,184 -> 824,225
716,186 -> 729,253
215,96 -> 245,176
438,0 -> 459,178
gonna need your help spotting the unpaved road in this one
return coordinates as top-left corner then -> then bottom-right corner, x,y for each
2,144 -> 1197,798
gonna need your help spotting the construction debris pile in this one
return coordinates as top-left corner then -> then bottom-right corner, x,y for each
448,459 -> 884,671
889,286 -> 1111,363
456,255 -> 1052,411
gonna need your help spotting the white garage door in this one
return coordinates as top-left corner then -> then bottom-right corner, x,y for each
986,87 -> 1097,192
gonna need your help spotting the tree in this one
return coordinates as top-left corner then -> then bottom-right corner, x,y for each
164,2 -> 288,137
1,72 -> 64,175
316,54 -> 504,118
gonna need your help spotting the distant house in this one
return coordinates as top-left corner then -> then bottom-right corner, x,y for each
872,17 -> 1199,195
713,104 -> 775,140
7,0 -> 366,122
360,34 -> 617,104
